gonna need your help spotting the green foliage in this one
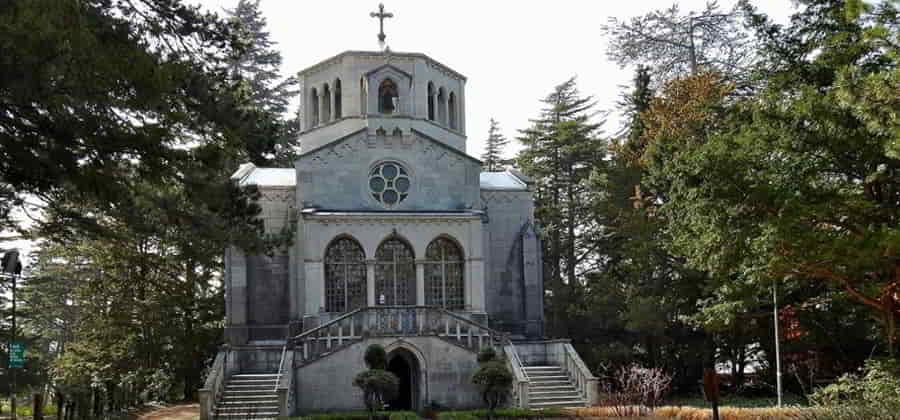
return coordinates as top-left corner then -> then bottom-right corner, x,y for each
353,369 -> 400,416
476,347 -> 497,364
294,411 -> 417,420
364,344 -> 388,370
516,77 -> 606,338
810,358 -> 900,406
480,118 -> 509,172
471,360 -> 513,413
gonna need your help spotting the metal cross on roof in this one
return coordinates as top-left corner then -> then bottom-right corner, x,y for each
370,3 -> 394,46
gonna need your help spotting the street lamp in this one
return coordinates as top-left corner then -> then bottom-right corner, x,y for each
2,250 -> 22,420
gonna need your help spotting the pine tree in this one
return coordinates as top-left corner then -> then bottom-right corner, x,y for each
225,0 -> 300,164
481,118 -> 509,172
516,77 -> 606,338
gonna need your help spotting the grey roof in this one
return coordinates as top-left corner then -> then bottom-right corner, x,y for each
230,163 -> 295,187
479,170 -> 529,191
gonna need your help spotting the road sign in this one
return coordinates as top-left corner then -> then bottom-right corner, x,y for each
9,341 -> 25,369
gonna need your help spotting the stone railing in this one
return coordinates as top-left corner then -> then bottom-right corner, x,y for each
275,347 -> 295,417
198,349 -> 228,420
503,343 -> 530,408
292,306 -> 503,365
562,342 -> 599,405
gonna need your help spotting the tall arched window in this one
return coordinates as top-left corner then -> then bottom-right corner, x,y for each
448,92 -> 457,130
427,82 -> 435,121
310,88 -> 319,127
424,238 -> 464,309
437,88 -> 447,125
360,77 -> 367,115
324,237 -> 366,313
375,237 -> 415,306
378,79 -> 399,115
334,78 -> 342,119
322,84 -> 331,122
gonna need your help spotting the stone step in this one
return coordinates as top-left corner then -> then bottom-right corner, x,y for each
226,384 -> 278,390
529,399 -> 586,408
529,390 -> 582,398
229,378 -> 279,384
213,412 -> 277,419
523,365 -> 563,370
231,373 -> 280,379
528,379 -> 571,386
216,406 -> 279,413
527,374 -> 569,381
218,399 -> 279,406
222,394 -> 279,400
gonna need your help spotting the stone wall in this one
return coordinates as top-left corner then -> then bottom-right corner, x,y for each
294,336 -> 482,413
481,189 -> 544,337
296,130 -> 481,212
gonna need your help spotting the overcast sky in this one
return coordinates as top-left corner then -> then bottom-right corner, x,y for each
3,1 -> 798,264
195,0 -> 796,159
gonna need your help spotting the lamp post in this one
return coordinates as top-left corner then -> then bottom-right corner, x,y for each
3,250 -> 22,420
773,278 -> 783,407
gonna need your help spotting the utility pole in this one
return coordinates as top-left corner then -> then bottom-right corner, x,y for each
3,250 -> 22,420
773,278 -> 783,407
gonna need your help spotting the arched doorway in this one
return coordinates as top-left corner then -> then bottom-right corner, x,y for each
386,348 -> 420,411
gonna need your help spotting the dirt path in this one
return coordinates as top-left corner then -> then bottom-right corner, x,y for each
129,403 -> 199,420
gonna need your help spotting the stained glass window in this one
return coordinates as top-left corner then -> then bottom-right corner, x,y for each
324,237 -> 366,313
375,237 -> 415,306
424,238 -> 464,310
369,162 -> 410,207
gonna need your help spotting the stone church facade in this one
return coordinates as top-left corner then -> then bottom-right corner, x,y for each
200,49 -> 597,419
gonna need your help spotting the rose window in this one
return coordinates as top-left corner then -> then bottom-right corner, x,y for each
369,162 -> 410,206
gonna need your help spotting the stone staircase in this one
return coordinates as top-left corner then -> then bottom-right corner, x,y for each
524,365 -> 586,408
212,373 -> 280,419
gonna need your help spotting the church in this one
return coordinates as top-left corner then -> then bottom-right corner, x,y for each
199,7 -> 597,418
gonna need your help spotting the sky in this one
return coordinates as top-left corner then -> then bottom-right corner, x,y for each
194,0 -> 796,159
2,1 -> 798,266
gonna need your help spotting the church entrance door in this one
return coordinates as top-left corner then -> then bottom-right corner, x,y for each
386,349 -> 420,411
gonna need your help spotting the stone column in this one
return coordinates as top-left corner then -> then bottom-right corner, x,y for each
415,260 -> 426,305
366,259 -> 376,306
320,92 -> 328,124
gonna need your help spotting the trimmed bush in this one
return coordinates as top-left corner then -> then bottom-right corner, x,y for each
364,344 -> 388,370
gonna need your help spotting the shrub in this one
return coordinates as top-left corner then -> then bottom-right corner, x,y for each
353,369 -> 400,417
364,344 -> 388,370
809,358 -> 900,406
600,363 -> 672,409
472,360 -> 513,417
477,347 -> 497,364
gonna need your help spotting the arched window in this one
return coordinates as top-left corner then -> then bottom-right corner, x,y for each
324,237 -> 366,313
424,238 -> 464,309
437,88 -> 447,125
334,78 -> 342,119
360,77 -> 367,115
448,92 -> 457,130
427,82 -> 435,121
322,84 -> 331,122
310,88 -> 319,127
379,79 -> 398,115
375,237 -> 415,306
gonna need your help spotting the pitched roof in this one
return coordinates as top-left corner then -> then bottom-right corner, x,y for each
230,163 -> 295,187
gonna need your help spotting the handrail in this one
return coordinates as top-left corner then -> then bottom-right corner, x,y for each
199,349 -> 228,420
291,306 -> 366,341
274,345 -> 287,392
562,342 -> 599,405
505,338 -> 528,380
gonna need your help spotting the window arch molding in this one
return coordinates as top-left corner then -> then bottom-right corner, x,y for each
323,235 -> 367,313
374,234 -> 416,306
424,235 -> 465,310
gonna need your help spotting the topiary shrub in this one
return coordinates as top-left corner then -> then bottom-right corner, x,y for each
355,344 -> 399,420
477,347 -> 497,364
365,344 -> 388,370
471,349 -> 513,419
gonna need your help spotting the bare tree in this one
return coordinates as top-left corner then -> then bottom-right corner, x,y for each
602,1 -> 756,86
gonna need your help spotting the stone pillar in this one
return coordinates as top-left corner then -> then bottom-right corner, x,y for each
320,92 -> 328,124
366,259 -> 376,306
415,261 -> 426,305
304,261 -> 324,315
